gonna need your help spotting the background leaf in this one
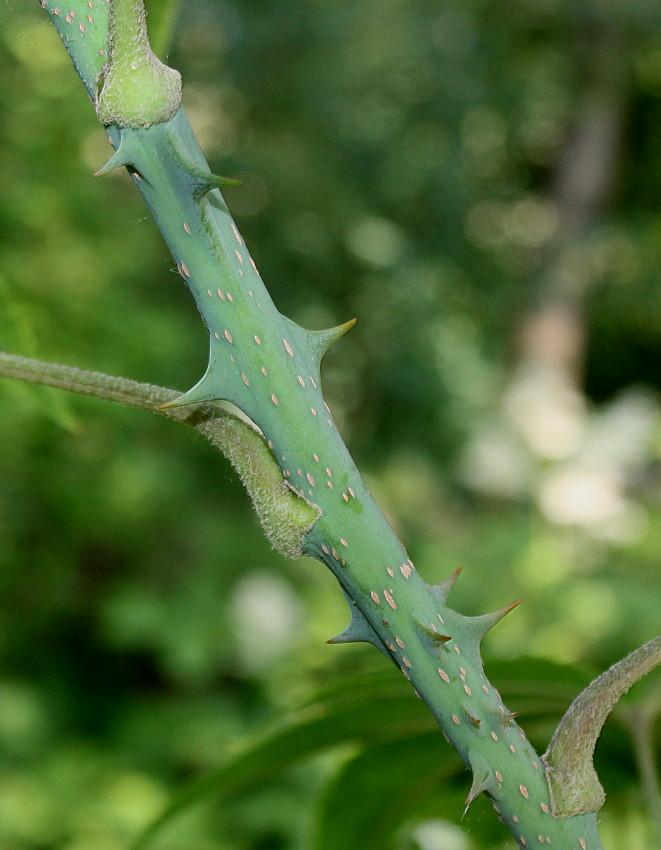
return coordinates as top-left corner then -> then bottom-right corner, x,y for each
145,0 -> 184,60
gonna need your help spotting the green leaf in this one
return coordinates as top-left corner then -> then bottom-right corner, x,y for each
311,734 -> 464,850
129,672 -> 435,850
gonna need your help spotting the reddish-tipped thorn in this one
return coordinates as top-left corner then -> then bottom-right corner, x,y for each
466,711 -> 481,728
430,632 -> 452,645
469,599 -> 522,639
428,567 -> 463,605
417,621 -> 452,647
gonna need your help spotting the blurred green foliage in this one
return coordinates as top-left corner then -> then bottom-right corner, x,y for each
0,1 -> 660,848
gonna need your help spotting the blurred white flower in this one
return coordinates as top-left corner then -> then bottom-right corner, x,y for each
463,364 -> 659,544
230,571 -> 303,673
460,422 -> 530,497
538,468 -> 624,526
412,819 -> 469,850
503,366 -> 586,460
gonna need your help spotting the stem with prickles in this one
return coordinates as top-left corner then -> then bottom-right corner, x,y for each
32,2 -> 613,847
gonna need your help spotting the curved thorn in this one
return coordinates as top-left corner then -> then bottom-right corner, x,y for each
467,599 -> 522,640
428,567 -> 463,605
416,620 -> 452,652
305,318 -> 357,364
465,710 -> 481,728
94,146 -> 134,176
158,373 -> 219,408
327,611 -> 375,645
464,753 -> 494,814
193,173 -> 242,197
327,592 -> 387,657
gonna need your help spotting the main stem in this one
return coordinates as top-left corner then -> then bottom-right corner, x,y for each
34,2 -> 606,847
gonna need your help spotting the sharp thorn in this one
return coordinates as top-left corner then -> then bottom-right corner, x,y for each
158,373 -> 219,409
326,615 -> 374,645
428,567 -> 463,605
466,711 -> 481,728
305,318 -> 357,362
503,711 -> 520,725
417,620 -> 452,649
463,754 -> 494,814
328,592 -> 382,649
193,172 -> 242,198
467,599 -> 522,639
464,777 -> 490,810
94,147 -> 133,176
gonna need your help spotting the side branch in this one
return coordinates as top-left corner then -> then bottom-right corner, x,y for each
0,350 -> 182,415
0,351 -> 319,557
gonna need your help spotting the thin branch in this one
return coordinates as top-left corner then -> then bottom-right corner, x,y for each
543,636 -> 661,817
0,350 -> 205,425
0,350 -> 319,558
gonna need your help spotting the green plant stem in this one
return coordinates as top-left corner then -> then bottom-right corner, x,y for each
0,350 -> 180,413
543,636 -> 661,817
